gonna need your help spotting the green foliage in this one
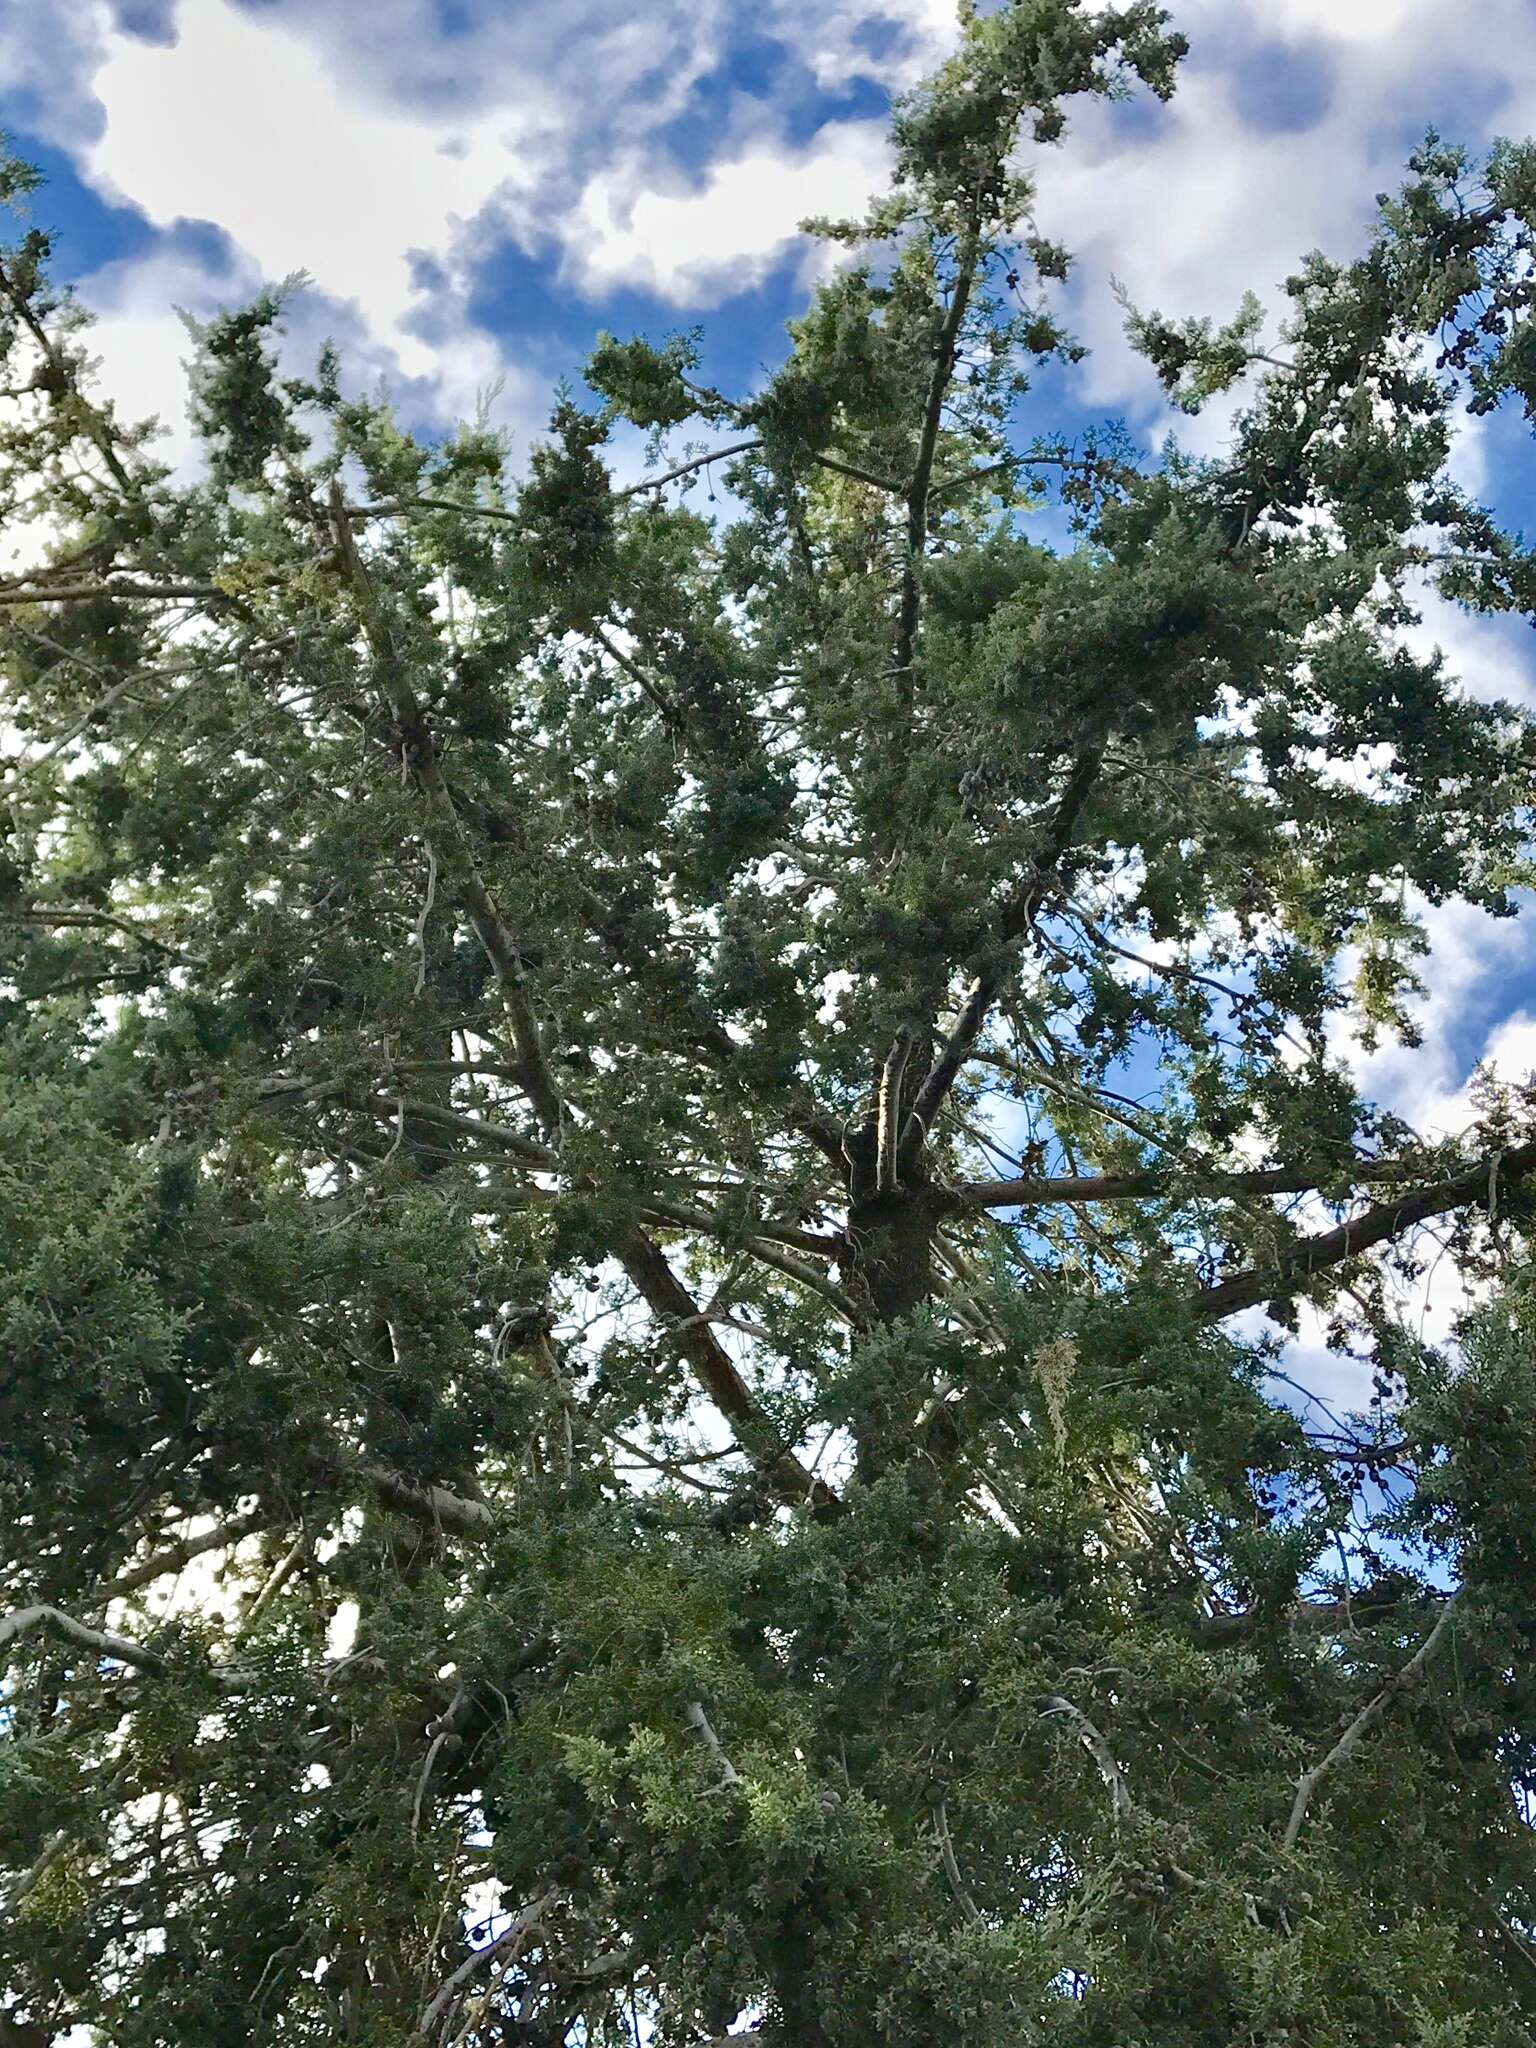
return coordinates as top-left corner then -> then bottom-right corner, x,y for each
587,331 -> 702,431
1,6 -> 1535,2044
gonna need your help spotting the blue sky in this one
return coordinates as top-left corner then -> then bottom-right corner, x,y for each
3,0 -> 1536,1396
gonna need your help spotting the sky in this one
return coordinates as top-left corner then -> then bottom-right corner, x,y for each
3,0 -> 1536,1399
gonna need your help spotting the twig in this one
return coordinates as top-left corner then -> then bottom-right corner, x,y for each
615,438 -> 761,498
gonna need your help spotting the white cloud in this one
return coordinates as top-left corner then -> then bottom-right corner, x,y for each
766,0 -> 956,91
24,0 -> 950,446
1274,974 -> 1536,1402
0,0 -> 109,153
1265,0 -> 1417,39
1338,895 -> 1531,1133
79,0 -> 527,379
1398,589 -> 1536,712
568,118 -> 891,304
25,0 -> 1536,470
1411,1006 -> 1536,1143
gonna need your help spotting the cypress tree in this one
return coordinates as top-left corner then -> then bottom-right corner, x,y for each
3,8 -> 1536,2041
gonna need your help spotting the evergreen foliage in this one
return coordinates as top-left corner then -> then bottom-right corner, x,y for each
3,6 -> 1536,2041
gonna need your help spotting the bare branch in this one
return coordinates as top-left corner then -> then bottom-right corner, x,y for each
355,491 -> 521,526
0,578 -> 229,607
949,1156 -> 1440,1210
932,1800 -> 982,1924
362,1466 -> 496,1539
0,1604 -> 170,1677
245,1528 -> 311,1620
875,1030 -> 914,1194
685,1699 -> 743,1791
1199,1591 -> 1451,1647
616,439 -> 761,499
413,1682 -> 471,1838
109,1509 -> 280,1597
358,1093 -> 557,1167
589,624 -> 682,728
639,1196 -> 865,1326
1037,1694 -> 1134,1829
411,840 -> 439,997
1282,1595 -> 1461,1849
418,1891 -> 557,2039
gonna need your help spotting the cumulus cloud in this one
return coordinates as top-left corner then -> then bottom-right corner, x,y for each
1397,590 -> 1536,713
18,0 -> 1536,450
0,0 -> 110,153
763,0 -> 956,91
14,0 -> 954,449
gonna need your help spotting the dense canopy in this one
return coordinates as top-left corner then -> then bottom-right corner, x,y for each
3,4 -> 1536,2042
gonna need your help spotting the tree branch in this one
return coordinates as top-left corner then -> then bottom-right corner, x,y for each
0,1604 -> 170,1677
893,215 -> 983,696
108,1509 -> 281,1597
617,1226 -> 838,1513
418,1891 -> 557,2039
589,624 -> 683,729
684,1699 -> 743,1791
905,744 -> 1104,1147
1194,1140 -> 1536,1320
1198,1589 -> 1450,1647
616,439 -> 761,498
0,578 -> 228,607
932,1800 -> 982,1924
639,1196 -> 866,1326
1037,1693 -> 1134,1829
362,1466 -> 496,1540
358,1093 -> 558,1167
1282,1595 -> 1460,1849
328,480 -> 565,1137
949,1157 -> 1435,1210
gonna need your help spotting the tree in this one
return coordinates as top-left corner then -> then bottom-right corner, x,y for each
2,3 -> 1536,2040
